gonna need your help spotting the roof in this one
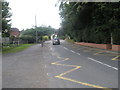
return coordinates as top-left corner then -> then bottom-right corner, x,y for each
10,28 -> 19,32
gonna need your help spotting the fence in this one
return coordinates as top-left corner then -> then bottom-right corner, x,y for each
2,37 -> 10,45
2,37 -> 23,48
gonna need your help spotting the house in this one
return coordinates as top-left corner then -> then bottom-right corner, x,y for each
10,28 -> 20,37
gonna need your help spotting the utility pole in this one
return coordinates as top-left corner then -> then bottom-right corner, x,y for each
35,15 -> 38,43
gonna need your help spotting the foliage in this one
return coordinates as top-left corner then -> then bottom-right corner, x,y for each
2,1 -> 12,37
66,39 -> 74,43
59,2 -> 120,44
20,35 -> 35,43
112,29 -> 120,45
42,35 -> 49,41
20,26 -> 55,43
58,28 -> 65,39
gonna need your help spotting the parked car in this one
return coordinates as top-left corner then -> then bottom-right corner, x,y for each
52,38 -> 60,45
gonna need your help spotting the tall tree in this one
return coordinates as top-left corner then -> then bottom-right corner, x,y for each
2,1 -> 12,37
20,26 -> 55,43
59,2 -> 120,44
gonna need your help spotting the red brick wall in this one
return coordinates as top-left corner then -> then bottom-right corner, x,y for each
74,42 -> 120,51
74,42 -> 112,50
112,45 -> 120,51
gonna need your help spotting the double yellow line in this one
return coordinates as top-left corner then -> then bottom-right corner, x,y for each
51,56 -> 112,90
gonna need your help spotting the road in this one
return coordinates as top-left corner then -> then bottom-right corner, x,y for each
2,40 -> 119,89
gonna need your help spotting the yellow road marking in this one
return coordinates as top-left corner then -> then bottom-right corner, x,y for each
51,56 -> 111,90
52,63 -> 78,67
94,51 -> 106,55
83,48 -> 95,52
71,46 -> 76,48
51,58 -> 69,65
83,50 -> 90,52
112,56 -> 120,61
55,76 -> 111,90
64,58 -> 69,60
58,66 -> 81,77
94,51 -> 118,57
57,56 -> 62,59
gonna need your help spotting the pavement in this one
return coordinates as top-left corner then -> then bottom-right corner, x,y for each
2,40 -> 119,89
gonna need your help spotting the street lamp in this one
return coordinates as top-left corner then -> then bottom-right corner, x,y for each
35,15 -> 38,43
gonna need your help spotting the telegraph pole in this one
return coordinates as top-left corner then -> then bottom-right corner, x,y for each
35,15 -> 38,43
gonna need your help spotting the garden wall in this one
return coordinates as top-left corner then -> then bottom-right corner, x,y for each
112,45 -> 120,51
74,42 -> 120,51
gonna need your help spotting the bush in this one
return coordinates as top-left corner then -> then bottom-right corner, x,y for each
42,35 -> 49,41
20,35 -> 36,43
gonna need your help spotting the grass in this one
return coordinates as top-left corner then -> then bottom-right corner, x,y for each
2,44 -> 34,54
66,39 -> 74,44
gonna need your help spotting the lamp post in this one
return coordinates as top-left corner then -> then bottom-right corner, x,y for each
35,15 -> 38,43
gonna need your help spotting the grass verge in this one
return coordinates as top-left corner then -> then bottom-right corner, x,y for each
2,44 -> 34,54
66,39 -> 74,44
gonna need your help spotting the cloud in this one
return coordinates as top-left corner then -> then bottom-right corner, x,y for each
7,0 -> 61,30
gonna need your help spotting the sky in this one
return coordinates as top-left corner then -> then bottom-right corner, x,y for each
6,0 -> 61,31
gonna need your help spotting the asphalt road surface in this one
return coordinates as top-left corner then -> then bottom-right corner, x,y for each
2,40 -> 119,89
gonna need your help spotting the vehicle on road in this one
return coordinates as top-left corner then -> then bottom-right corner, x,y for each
52,37 -> 60,45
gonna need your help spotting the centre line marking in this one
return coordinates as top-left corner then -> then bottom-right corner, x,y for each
76,53 -> 81,55
88,57 -> 118,70
47,73 -> 50,76
64,47 -> 68,50
45,65 -> 47,68
70,50 -> 75,53
63,46 -> 81,56
51,56 -> 111,89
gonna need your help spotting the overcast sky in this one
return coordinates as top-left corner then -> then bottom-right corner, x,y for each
7,0 -> 61,30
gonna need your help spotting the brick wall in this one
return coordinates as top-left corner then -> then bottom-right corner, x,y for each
112,45 -> 120,51
74,42 -> 112,50
75,42 -> 120,51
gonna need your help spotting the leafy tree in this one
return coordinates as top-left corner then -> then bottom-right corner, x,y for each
59,2 -> 120,44
20,26 -> 55,43
2,1 -> 12,37
42,35 -> 49,41
20,35 -> 35,43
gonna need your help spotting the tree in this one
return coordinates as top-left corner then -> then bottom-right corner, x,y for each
20,35 -> 35,43
59,2 -> 120,44
20,26 -> 55,43
2,1 -> 12,37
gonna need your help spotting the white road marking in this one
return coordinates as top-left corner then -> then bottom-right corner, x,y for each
103,64 -> 112,68
64,47 -> 68,50
47,73 -> 49,76
63,46 -> 81,56
88,57 -> 118,70
76,53 -> 81,55
45,65 -> 47,68
62,46 -> 118,71
70,50 -> 76,53
50,47 -> 53,51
